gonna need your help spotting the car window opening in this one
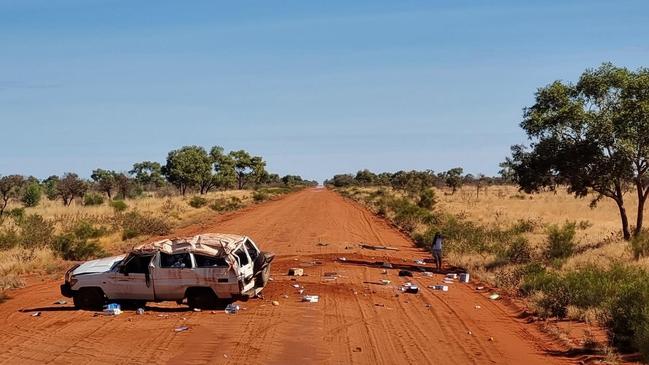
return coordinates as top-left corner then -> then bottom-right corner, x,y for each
160,252 -> 192,268
235,248 -> 249,266
123,255 -> 153,274
195,255 -> 228,268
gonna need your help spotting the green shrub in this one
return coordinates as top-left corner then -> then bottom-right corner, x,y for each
83,193 -> 105,206
110,200 -> 128,212
607,275 -> 649,357
51,234 -> 106,261
417,189 -> 437,209
252,191 -> 269,202
188,196 -> 208,208
498,236 -> 533,264
0,227 -> 20,249
510,218 -> 536,234
72,220 -> 108,240
519,263 -> 559,296
7,207 -> 25,223
545,222 -> 576,260
18,214 -> 55,248
21,182 -> 42,207
119,211 -> 170,240
209,196 -> 243,212
536,280 -> 571,319
390,198 -> 435,232
630,230 -> 649,259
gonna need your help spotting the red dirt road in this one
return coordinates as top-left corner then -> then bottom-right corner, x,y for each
0,188 -> 573,364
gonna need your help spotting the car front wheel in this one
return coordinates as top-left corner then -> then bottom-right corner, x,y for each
73,288 -> 105,310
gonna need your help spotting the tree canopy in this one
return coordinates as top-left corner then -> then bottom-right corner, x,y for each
508,63 -> 649,240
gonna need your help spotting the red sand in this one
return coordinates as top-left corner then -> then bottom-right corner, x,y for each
0,188 -> 576,364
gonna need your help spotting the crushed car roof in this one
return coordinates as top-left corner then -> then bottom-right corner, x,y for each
133,233 -> 247,257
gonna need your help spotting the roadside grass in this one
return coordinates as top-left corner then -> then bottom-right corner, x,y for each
0,188 -> 299,300
336,185 -> 649,360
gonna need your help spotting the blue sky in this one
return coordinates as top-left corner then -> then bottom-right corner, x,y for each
1,0 -> 648,182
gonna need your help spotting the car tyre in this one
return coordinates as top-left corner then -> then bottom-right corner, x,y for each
73,288 -> 105,310
187,288 -> 218,310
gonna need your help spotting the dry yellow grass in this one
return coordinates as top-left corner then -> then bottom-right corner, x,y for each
438,185 -> 649,270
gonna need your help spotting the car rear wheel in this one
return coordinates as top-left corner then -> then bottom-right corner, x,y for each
73,288 -> 105,310
186,288 -> 218,310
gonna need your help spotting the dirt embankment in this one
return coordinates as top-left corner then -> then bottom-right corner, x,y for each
0,188 -> 577,364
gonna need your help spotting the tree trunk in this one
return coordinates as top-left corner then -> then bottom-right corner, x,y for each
616,200 -> 631,240
635,185 -> 648,236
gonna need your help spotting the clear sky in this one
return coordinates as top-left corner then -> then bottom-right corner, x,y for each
1,0 -> 648,182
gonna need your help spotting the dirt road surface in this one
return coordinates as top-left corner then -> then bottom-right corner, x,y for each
0,188 -> 574,364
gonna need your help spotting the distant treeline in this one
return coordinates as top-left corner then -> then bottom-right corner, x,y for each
324,168 -> 510,194
0,145 -> 317,215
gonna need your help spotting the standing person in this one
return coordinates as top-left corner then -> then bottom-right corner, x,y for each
431,232 -> 443,272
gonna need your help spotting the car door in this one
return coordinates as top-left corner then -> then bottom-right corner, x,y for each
151,252 -> 197,301
234,245 -> 255,294
108,253 -> 155,301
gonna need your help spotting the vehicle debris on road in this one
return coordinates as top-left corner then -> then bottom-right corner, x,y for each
174,326 -> 189,332
54,300 -> 67,305
288,268 -> 304,276
401,282 -> 419,294
359,244 -> 399,251
302,295 -> 319,303
272,301 -> 280,306
225,303 -> 240,314
430,285 -> 449,292
103,303 -> 122,316
398,270 -> 413,277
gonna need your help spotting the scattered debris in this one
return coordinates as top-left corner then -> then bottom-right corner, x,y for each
103,303 -> 122,316
467,331 -> 472,335
401,282 -> 419,294
174,326 -> 190,332
225,303 -> 240,314
193,308 -> 202,312
272,301 -> 280,306
54,300 -> 67,305
475,305 -> 481,309
282,294 -> 289,299
430,285 -> 449,292
381,279 -> 391,285
31,311 -> 41,317
459,273 -> 470,283
446,273 -> 458,280
338,257 -> 347,262
488,337 -> 494,342
292,284 -> 301,288
353,347 -> 362,352
381,269 -> 388,275
398,270 -> 413,277
476,286 -> 485,291
380,262 -> 393,269
375,303 -> 385,307
359,244 -> 399,251
489,293 -> 500,300
136,308 -> 145,315
414,260 -> 425,265
303,295 -> 319,303
422,272 -> 433,277
288,268 -> 304,276
316,242 -> 329,247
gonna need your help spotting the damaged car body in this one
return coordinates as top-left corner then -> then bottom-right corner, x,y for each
60,233 -> 274,310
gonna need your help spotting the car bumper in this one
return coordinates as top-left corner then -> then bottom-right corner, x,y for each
60,283 -> 74,298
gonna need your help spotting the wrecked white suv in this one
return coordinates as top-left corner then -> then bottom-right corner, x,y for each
60,233 -> 274,310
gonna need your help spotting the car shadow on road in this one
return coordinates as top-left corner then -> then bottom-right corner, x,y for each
19,306 -> 77,313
